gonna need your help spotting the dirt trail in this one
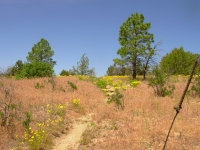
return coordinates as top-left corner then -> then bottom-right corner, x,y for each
51,114 -> 92,150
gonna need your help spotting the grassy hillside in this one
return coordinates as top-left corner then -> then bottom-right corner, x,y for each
0,76 -> 200,150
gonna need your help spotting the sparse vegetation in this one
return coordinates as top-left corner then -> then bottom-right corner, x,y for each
0,24 -> 199,150
0,79 -> 21,128
48,76 -> 56,91
1,75 -> 200,150
34,82 -> 44,89
79,124 -> 98,146
1,8 -> 200,150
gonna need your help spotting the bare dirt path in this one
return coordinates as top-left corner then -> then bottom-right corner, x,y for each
51,114 -> 93,150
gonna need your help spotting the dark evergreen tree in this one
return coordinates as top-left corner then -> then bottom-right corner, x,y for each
26,38 -> 56,67
60,70 -> 69,76
160,47 -> 198,75
116,12 -> 154,79
16,38 -> 56,78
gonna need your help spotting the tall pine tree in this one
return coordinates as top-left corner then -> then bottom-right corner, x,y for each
116,13 -> 154,79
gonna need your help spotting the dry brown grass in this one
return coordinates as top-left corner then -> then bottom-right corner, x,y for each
0,76 -> 200,150
0,76 -> 104,149
84,78 -> 200,150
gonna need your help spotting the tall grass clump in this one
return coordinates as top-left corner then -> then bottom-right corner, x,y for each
48,75 -> 56,91
188,75 -> 200,97
0,79 -> 21,129
22,112 -> 32,131
34,82 -> 44,89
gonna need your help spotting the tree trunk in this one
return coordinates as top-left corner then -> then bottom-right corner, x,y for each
143,57 -> 150,80
132,62 -> 137,79
143,70 -> 146,80
143,64 -> 148,80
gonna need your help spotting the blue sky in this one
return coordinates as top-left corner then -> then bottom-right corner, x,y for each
1,0 -> 200,76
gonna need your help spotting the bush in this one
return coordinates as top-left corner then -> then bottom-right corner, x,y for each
148,66 -> 175,97
16,62 -> 54,79
60,70 -> 69,76
107,89 -> 124,110
129,80 -> 140,87
67,81 -> 78,91
96,79 -> 107,89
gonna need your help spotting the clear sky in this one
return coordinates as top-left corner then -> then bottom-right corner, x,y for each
1,0 -> 200,76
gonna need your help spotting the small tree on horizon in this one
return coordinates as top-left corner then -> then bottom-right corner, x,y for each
60,69 -> 69,76
72,53 -> 95,76
26,38 -> 56,68
77,53 -> 89,75
16,38 -> 56,78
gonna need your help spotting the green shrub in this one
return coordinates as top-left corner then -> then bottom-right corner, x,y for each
129,80 -> 140,87
148,66 -> 175,97
78,76 -> 84,81
107,89 -> 124,110
96,79 -> 107,89
16,62 -> 54,79
22,112 -> 32,131
60,70 -> 69,76
67,81 -> 78,91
